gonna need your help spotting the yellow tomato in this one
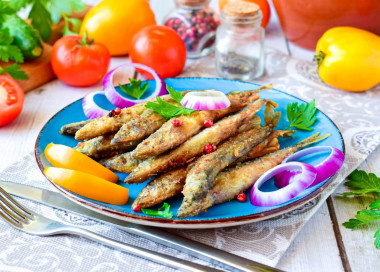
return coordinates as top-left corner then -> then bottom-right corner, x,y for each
44,143 -> 119,183
80,0 -> 156,56
44,167 -> 129,205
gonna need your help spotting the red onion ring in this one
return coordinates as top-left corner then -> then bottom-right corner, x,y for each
274,146 -> 345,188
103,63 -> 167,108
181,90 -> 231,110
82,91 -> 109,119
250,162 -> 317,207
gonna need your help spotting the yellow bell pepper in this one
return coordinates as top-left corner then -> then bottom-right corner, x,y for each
44,167 -> 129,205
44,143 -> 119,183
315,27 -> 380,92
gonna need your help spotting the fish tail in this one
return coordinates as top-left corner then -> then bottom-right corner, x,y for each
295,132 -> 330,148
264,100 -> 281,128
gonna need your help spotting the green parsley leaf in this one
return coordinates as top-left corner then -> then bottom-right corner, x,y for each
370,199 -> 380,210
341,170 -> 380,249
0,64 -> 28,80
119,79 -> 149,99
145,97 -> 194,119
0,1 -> 17,15
343,209 -> 380,230
167,85 -> 183,104
144,86 -> 194,119
141,202 -> 173,219
48,0 -> 85,23
286,99 -> 317,131
29,0 -> 52,42
0,30 -> 14,46
375,228 -> 380,249
6,0 -> 30,12
0,31 -> 24,63
339,170 -> 380,196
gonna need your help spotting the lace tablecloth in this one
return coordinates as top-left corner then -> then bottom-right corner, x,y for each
0,48 -> 379,271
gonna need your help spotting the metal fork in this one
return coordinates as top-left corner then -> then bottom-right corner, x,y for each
0,186 -> 223,272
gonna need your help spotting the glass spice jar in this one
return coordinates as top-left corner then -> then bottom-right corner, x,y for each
164,0 -> 218,58
215,1 -> 265,80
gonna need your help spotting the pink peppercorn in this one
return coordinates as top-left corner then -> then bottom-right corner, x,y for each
132,204 -> 141,212
204,144 -> 216,154
204,119 -> 213,127
172,119 -> 183,127
114,107 -> 121,115
237,193 -> 246,202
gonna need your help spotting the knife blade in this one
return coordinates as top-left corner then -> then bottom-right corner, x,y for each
0,180 -> 283,272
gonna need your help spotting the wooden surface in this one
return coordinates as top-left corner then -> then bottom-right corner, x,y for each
0,1 -> 379,271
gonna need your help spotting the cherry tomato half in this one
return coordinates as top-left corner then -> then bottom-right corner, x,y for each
0,75 -> 24,127
51,35 -> 110,87
130,25 -> 187,79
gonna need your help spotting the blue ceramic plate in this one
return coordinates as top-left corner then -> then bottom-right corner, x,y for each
35,78 -> 344,229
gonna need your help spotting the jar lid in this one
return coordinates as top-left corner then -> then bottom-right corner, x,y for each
223,1 -> 260,18
175,0 -> 209,7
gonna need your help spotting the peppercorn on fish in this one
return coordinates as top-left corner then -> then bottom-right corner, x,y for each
124,99 -> 270,184
60,120 -> 92,135
132,130 -> 285,208
74,92 -> 188,141
75,134 -> 142,159
132,89 -> 262,160
192,133 -> 330,217
177,125 -> 274,218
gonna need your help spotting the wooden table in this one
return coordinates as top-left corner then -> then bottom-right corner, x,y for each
0,1 -> 379,271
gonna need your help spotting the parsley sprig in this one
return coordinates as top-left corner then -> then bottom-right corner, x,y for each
145,86 -> 194,119
340,170 -> 380,249
119,79 -> 149,99
286,99 -> 317,131
0,30 -> 23,63
141,202 -> 173,219
0,64 -> 28,80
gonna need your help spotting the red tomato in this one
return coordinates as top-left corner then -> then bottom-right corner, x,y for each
0,75 -> 24,127
51,35 -> 111,87
130,25 -> 187,79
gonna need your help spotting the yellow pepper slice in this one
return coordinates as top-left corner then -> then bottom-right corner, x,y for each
315,27 -> 380,92
44,167 -> 129,205
44,143 -> 119,183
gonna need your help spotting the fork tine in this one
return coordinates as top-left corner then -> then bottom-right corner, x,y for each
0,187 -> 33,219
0,194 -> 30,224
0,202 -> 24,227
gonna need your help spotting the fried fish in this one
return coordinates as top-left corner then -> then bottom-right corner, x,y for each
124,100 -> 269,184
75,134 -> 142,159
131,89 -> 262,160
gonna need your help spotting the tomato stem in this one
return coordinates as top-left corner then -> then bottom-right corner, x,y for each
74,31 -> 94,48
313,51 -> 326,67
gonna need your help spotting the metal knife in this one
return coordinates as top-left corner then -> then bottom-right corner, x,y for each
0,180 -> 283,272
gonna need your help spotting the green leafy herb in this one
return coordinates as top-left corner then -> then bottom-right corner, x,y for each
341,169 -> 380,249
141,202 -> 173,219
0,64 -> 28,80
286,99 -> 317,131
0,30 -> 24,63
339,170 -> 380,196
48,0 -> 85,23
145,85 -> 194,119
167,85 -> 183,104
62,15 -> 82,36
29,0 -> 52,42
119,79 -> 149,99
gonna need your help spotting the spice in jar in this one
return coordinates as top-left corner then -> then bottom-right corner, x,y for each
164,0 -> 218,58
215,1 -> 265,80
